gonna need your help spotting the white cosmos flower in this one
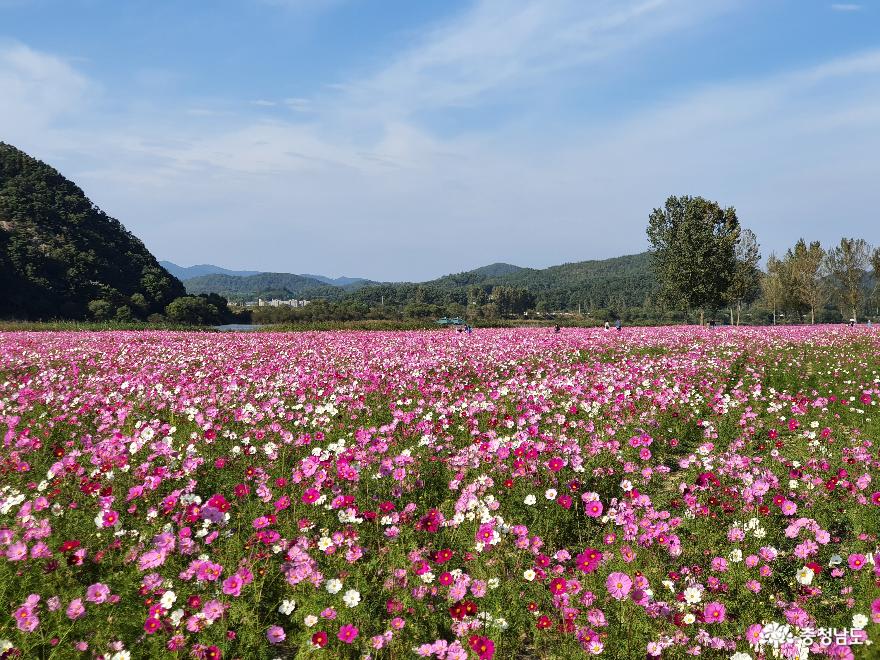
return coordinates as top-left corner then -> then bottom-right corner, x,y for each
325,579 -> 342,594
524,494 -> 536,506
683,587 -> 702,604
852,613 -> 868,629
544,489 -> 557,500
279,599 -> 296,615
160,591 -> 177,609
342,589 -> 361,608
523,569 -> 536,581
795,566 -> 814,585
304,615 -> 318,627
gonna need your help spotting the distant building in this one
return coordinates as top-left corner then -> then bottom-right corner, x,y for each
244,298 -> 310,308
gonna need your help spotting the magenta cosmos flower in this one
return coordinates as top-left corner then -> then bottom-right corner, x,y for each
703,601 -> 726,623
848,554 -> 866,570
606,572 -> 632,600
338,623 -> 359,644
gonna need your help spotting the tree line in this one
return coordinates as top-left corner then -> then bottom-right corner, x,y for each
647,195 -> 879,325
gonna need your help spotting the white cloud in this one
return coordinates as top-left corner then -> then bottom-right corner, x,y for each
0,41 -> 92,132
830,3 -> 862,11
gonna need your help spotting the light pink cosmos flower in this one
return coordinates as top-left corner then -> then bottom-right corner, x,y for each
606,572 -> 632,600
85,583 -> 110,604
66,598 -> 86,620
138,549 -> 166,571
6,542 -> 27,561
266,625 -> 285,644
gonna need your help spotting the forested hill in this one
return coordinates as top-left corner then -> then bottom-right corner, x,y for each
0,143 -> 185,320
346,253 -> 657,311
184,272 -> 344,301
185,253 -> 657,312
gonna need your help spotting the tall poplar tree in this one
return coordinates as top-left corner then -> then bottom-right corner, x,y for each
825,237 -> 870,322
727,228 -> 761,325
786,239 -> 826,324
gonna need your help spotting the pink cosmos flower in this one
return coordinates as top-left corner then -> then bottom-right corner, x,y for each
266,625 -> 286,644
138,549 -> 166,571
85,583 -> 110,604
66,598 -> 86,620
585,500 -> 603,517
6,541 -> 27,562
14,606 -> 39,632
606,572 -> 632,600
746,624 -> 763,646
222,575 -> 242,597
848,554 -> 866,570
549,577 -> 567,595
703,601 -> 726,623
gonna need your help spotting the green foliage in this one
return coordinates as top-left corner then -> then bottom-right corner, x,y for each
646,195 -> 740,320
0,142 -> 186,320
825,237 -> 871,321
164,295 -> 238,325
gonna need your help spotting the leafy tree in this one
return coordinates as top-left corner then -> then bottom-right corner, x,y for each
785,239 -> 826,324
115,305 -> 134,322
646,195 -> 740,325
825,238 -> 871,322
727,228 -> 761,325
869,246 -> 880,317
761,254 -> 785,325
87,299 -> 113,321
165,296 -> 223,325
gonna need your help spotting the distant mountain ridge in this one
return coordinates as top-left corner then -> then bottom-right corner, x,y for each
183,272 -> 345,301
177,253 -> 656,311
159,262 -> 262,280
162,261 -> 373,291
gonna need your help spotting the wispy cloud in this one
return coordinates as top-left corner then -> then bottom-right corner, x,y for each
335,0 -> 732,118
830,3 -> 862,11
0,40 -> 92,133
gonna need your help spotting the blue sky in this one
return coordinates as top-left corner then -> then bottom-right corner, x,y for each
2,0 -> 879,281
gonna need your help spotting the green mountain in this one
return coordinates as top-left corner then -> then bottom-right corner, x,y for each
0,143 -> 185,320
346,253 -> 656,311
184,272 -> 344,301
186,253 -> 656,313
159,261 -> 263,280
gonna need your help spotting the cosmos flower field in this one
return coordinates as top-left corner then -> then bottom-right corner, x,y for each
1,327 -> 879,660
